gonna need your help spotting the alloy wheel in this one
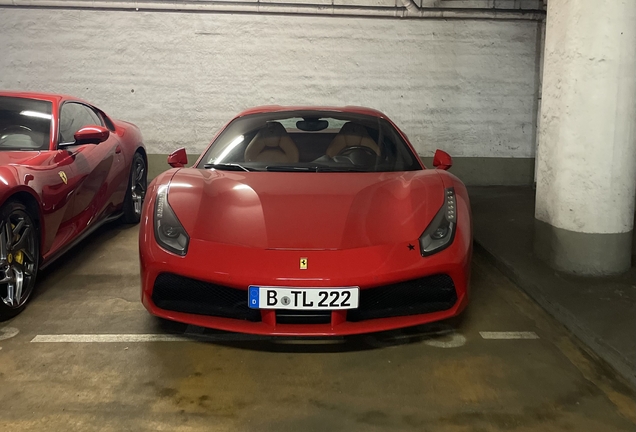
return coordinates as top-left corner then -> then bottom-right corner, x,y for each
0,211 -> 37,309
131,157 -> 147,216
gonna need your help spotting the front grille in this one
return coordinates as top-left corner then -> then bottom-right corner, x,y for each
275,310 -> 331,325
348,274 -> 457,322
152,273 -> 261,322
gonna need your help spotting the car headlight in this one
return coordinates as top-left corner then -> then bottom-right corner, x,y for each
419,187 -> 456,256
154,185 -> 189,256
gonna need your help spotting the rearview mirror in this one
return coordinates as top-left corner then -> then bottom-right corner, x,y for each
168,148 -> 188,168
62,125 -> 110,146
432,149 -> 452,170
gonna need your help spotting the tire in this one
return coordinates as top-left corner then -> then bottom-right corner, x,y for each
122,151 -> 147,224
0,201 -> 40,321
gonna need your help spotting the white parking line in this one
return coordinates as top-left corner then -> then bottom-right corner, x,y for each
31,334 -> 189,343
480,331 -> 539,339
0,327 -> 19,341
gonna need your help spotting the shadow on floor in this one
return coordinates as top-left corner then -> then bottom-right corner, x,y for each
152,314 -> 468,354
32,221 -> 138,301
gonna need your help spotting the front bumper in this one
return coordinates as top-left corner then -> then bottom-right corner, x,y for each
140,219 -> 472,336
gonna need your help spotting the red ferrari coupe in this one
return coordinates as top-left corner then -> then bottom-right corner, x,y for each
139,106 -> 471,336
0,91 -> 147,319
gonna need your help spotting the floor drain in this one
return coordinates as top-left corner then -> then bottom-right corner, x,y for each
0,327 -> 19,341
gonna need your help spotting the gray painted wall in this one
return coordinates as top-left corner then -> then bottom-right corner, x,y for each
0,9 -> 540,156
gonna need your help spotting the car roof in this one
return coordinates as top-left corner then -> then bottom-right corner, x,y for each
0,90 -> 89,105
234,105 -> 388,119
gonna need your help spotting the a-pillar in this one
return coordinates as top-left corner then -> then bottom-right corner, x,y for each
534,0 -> 636,275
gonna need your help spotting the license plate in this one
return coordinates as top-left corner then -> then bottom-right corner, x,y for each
248,286 -> 359,310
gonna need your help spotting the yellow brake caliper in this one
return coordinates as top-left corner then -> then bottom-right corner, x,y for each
14,250 -> 24,265
8,223 -> 25,265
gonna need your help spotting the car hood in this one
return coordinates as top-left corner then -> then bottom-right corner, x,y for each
167,168 -> 445,250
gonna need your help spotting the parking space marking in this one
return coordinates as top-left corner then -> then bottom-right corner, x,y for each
0,327 -> 19,341
31,334 -> 189,343
480,331 -> 539,339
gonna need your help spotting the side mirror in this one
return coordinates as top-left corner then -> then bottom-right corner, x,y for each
72,125 -> 110,145
432,149 -> 452,170
73,126 -> 110,144
167,148 -> 188,168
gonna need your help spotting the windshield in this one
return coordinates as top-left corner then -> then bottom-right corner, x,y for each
197,111 -> 422,172
0,96 -> 52,151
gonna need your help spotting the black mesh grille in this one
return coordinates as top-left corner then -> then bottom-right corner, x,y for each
348,274 -> 457,322
152,273 -> 261,322
275,310 -> 331,325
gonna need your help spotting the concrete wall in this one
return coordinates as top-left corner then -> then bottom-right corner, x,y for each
0,5 -> 542,184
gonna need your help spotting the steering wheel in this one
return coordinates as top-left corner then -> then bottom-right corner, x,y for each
337,145 -> 378,158
0,125 -> 33,138
337,146 -> 378,167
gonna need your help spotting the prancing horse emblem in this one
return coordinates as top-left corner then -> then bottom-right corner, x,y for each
300,257 -> 308,270
58,171 -> 68,184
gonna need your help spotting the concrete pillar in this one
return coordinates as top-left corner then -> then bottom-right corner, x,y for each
534,0 -> 636,275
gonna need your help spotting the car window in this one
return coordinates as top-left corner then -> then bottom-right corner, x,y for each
85,106 -> 102,127
59,102 -> 103,144
198,111 -> 421,173
0,96 -> 52,151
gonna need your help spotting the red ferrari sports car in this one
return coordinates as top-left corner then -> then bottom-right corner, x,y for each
0,91 -> 147,319
139,106 -> 471,336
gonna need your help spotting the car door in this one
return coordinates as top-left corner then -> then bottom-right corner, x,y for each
36,149 -> 80,257
57,102 -> 125,236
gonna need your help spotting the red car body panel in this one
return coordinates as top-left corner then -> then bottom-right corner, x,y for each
0,91 -> 145,265
140,106 -> 472,336
167,169 -> 444,250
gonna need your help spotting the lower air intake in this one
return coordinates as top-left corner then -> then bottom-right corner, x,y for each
347,274 -> 457,322
152,273 -> 261,322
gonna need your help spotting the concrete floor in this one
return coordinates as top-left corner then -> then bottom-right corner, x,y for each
0,224 -> 634,431
470,186 -> 636,388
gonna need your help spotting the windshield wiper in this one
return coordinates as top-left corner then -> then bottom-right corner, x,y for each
315,166 -> 371,172
204,163 -> 255,172
265,165 -> 317,172
265,165 -> 372,173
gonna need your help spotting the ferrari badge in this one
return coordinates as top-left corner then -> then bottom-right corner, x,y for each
58,171 -> 68,184
300,257 -> 308,270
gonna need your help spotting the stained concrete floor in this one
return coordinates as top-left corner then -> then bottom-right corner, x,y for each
469,186 -> 636,388
0,223 -> 635,431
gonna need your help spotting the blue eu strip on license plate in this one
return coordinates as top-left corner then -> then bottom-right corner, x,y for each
248,286 -> 260,309
248,286 -> 359,310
